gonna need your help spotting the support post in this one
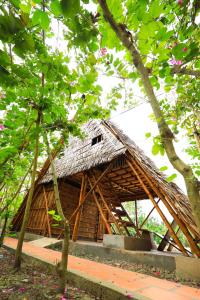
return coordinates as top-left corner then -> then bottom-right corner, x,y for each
135,200 -> 138,229
72,174 -> 87,242
127,159 -> 188,256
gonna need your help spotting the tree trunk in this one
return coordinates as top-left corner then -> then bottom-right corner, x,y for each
98,0 -> 200,233
0,211 -> 9,247
14,111 -> 41,269
44,131 -> 70,294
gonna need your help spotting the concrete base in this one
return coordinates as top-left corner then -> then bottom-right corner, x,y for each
103,234 -> 152,251
175,256 -> 200,282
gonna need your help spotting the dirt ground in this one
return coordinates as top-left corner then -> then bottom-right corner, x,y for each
0,247 -> 97,300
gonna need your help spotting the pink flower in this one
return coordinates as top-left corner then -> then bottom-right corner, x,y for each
127,294 -> 133,299
182,47 -> 187,52
154,271 -> 161,276
169,59 -> 182,65
100,48 -> 107,56
19,287 -> 26,293
176,60 -> 182,65
0,124 -> 4,130
177,0 -> 183,6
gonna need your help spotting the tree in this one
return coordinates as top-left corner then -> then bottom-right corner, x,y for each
0,0 -> 110,290
96,0 -> 200,232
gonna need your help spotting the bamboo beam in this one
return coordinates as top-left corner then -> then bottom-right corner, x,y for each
88,177 -> 112,234
139,199 -> 160,229
91,173 -> 123,234
129,156 -> 200,257
127,159 -> 188,256
72,174 -> 87,242
43,186 -> 51,237
69,163 -> 112,223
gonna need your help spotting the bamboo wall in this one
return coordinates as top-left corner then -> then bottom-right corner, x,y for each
26,180 -> 100,241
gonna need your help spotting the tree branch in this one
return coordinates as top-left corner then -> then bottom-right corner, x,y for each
172,66 -> 200,77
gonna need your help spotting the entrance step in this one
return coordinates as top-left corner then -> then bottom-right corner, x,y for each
28,237 -> 61,248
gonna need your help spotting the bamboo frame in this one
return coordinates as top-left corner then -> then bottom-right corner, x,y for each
72,174 -> 87,241
127,159 -> 189,256
88,177 -> 112,234
128,156 -> 200,257
69,163 -> 112,223
91,173 -> 123,234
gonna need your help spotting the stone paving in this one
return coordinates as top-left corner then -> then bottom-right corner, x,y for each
4,237 -> 200,300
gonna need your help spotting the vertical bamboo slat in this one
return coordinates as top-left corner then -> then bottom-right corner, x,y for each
43,186 -> 51,237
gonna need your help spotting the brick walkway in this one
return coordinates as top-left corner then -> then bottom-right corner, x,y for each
4,237 -> 200,300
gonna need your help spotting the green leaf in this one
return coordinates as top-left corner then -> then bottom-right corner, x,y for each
19,3 -> 31,14
152,144 -> 160,155
32,10 -> 50,30
172,43 -> 187,60
160,166 -> 168,172
50,0 -> 62,17
0,50 -> 10,66
48,210 -> 55,215
166,173 -> 177,182
61,0 -> 80,17
145,132 -> 151,138
149,0 -> 164,18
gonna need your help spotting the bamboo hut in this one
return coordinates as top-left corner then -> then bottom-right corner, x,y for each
12,120 -> 200,257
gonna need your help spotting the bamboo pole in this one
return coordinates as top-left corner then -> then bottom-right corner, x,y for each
69,163 -> 112,223
129,157 -> 200,257
88,178 -> 112,234
139,199 -> 160,229
135,200 -> 138,229
127,159 -> 188,256
43,186 -> 51,237
72,174 -> 87,241
120,204 -> 141,237
91,174 -> 123,234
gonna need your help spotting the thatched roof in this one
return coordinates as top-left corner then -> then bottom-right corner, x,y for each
40,119 -> 200,239
41,120 -> 126,183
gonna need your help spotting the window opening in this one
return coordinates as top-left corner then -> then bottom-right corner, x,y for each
91,134 -> 103,146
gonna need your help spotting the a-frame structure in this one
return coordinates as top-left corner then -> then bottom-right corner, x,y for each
12,120 -> 200,257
